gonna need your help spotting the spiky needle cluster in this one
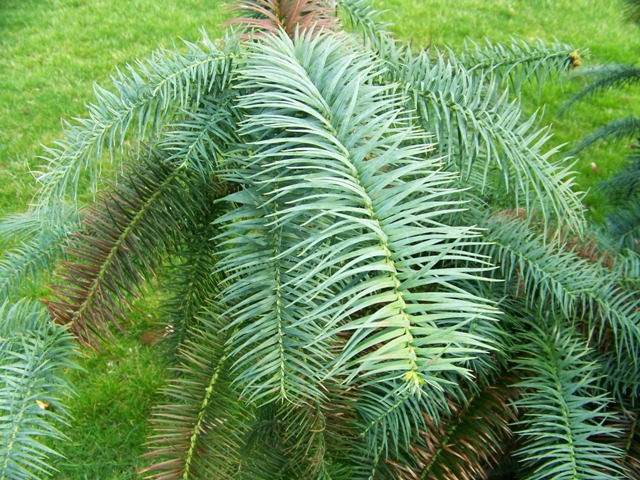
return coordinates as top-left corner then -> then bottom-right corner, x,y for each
0,0 -> 638,479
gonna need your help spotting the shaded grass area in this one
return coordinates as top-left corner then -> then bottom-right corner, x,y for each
1,0 -> 639,477
55,336 -> 167,479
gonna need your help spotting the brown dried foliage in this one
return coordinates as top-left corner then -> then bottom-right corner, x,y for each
600,408 -> 640,478
228,0 -> 338,38
44,162 -> 185,345
388,379 -> 518,480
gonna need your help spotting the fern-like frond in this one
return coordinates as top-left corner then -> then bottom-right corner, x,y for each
147,336 -> 357,479
271,392 -> 359,480
450,279 -> 510,384
477,212 -> 601,314
349,378 -> 455,479
217,29 -> 496,407
458,37 -> 579,92
0,207 -> 75,248
236,400 -> 354,480
605,197 -> 640,250
0,300 -> 77,480
339,2 -> 577,96
383,47 -> 584,231
142,310 -> 253,479
589,142 -> 640,248
475,212 -> 640,368
0,208 -> 79,302
612,248 -> 640,288
34,32 -> 239,206
595,349 -> 640,407
158,91 -> 241,178
335,3 -> 584,229
162,188 -> 229,351
598,143 -> 640,203
45,157 -> 219,344
336,0 -> 388,48
386,377 -> 518,480
215,182 -> 334,405
513,320 -> 624,480
0,237 -> 65,303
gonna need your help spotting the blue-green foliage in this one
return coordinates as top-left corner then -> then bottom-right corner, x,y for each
0,0 -> 637,478
0,300 -> 77,479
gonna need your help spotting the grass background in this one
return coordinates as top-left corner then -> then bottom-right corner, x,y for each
382,0 -> 640,213
0,0 -> 230,214
1,0 -> 639,477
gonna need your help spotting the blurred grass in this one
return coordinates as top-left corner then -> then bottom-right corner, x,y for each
2,0 -> 639,477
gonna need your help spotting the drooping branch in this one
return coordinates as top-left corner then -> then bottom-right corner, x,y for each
386,378 -> 518,480
142,314 -> 253,479
0,301 -> 77,480
45,158 -> 221,344
513,321 -> 623,479
35,33 -> 239,207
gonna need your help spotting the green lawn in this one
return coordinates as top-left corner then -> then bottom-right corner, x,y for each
379,0 -> 640,217
2,0 -> 639,477
0,0 -> 229,214
2,1 -> 639,216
